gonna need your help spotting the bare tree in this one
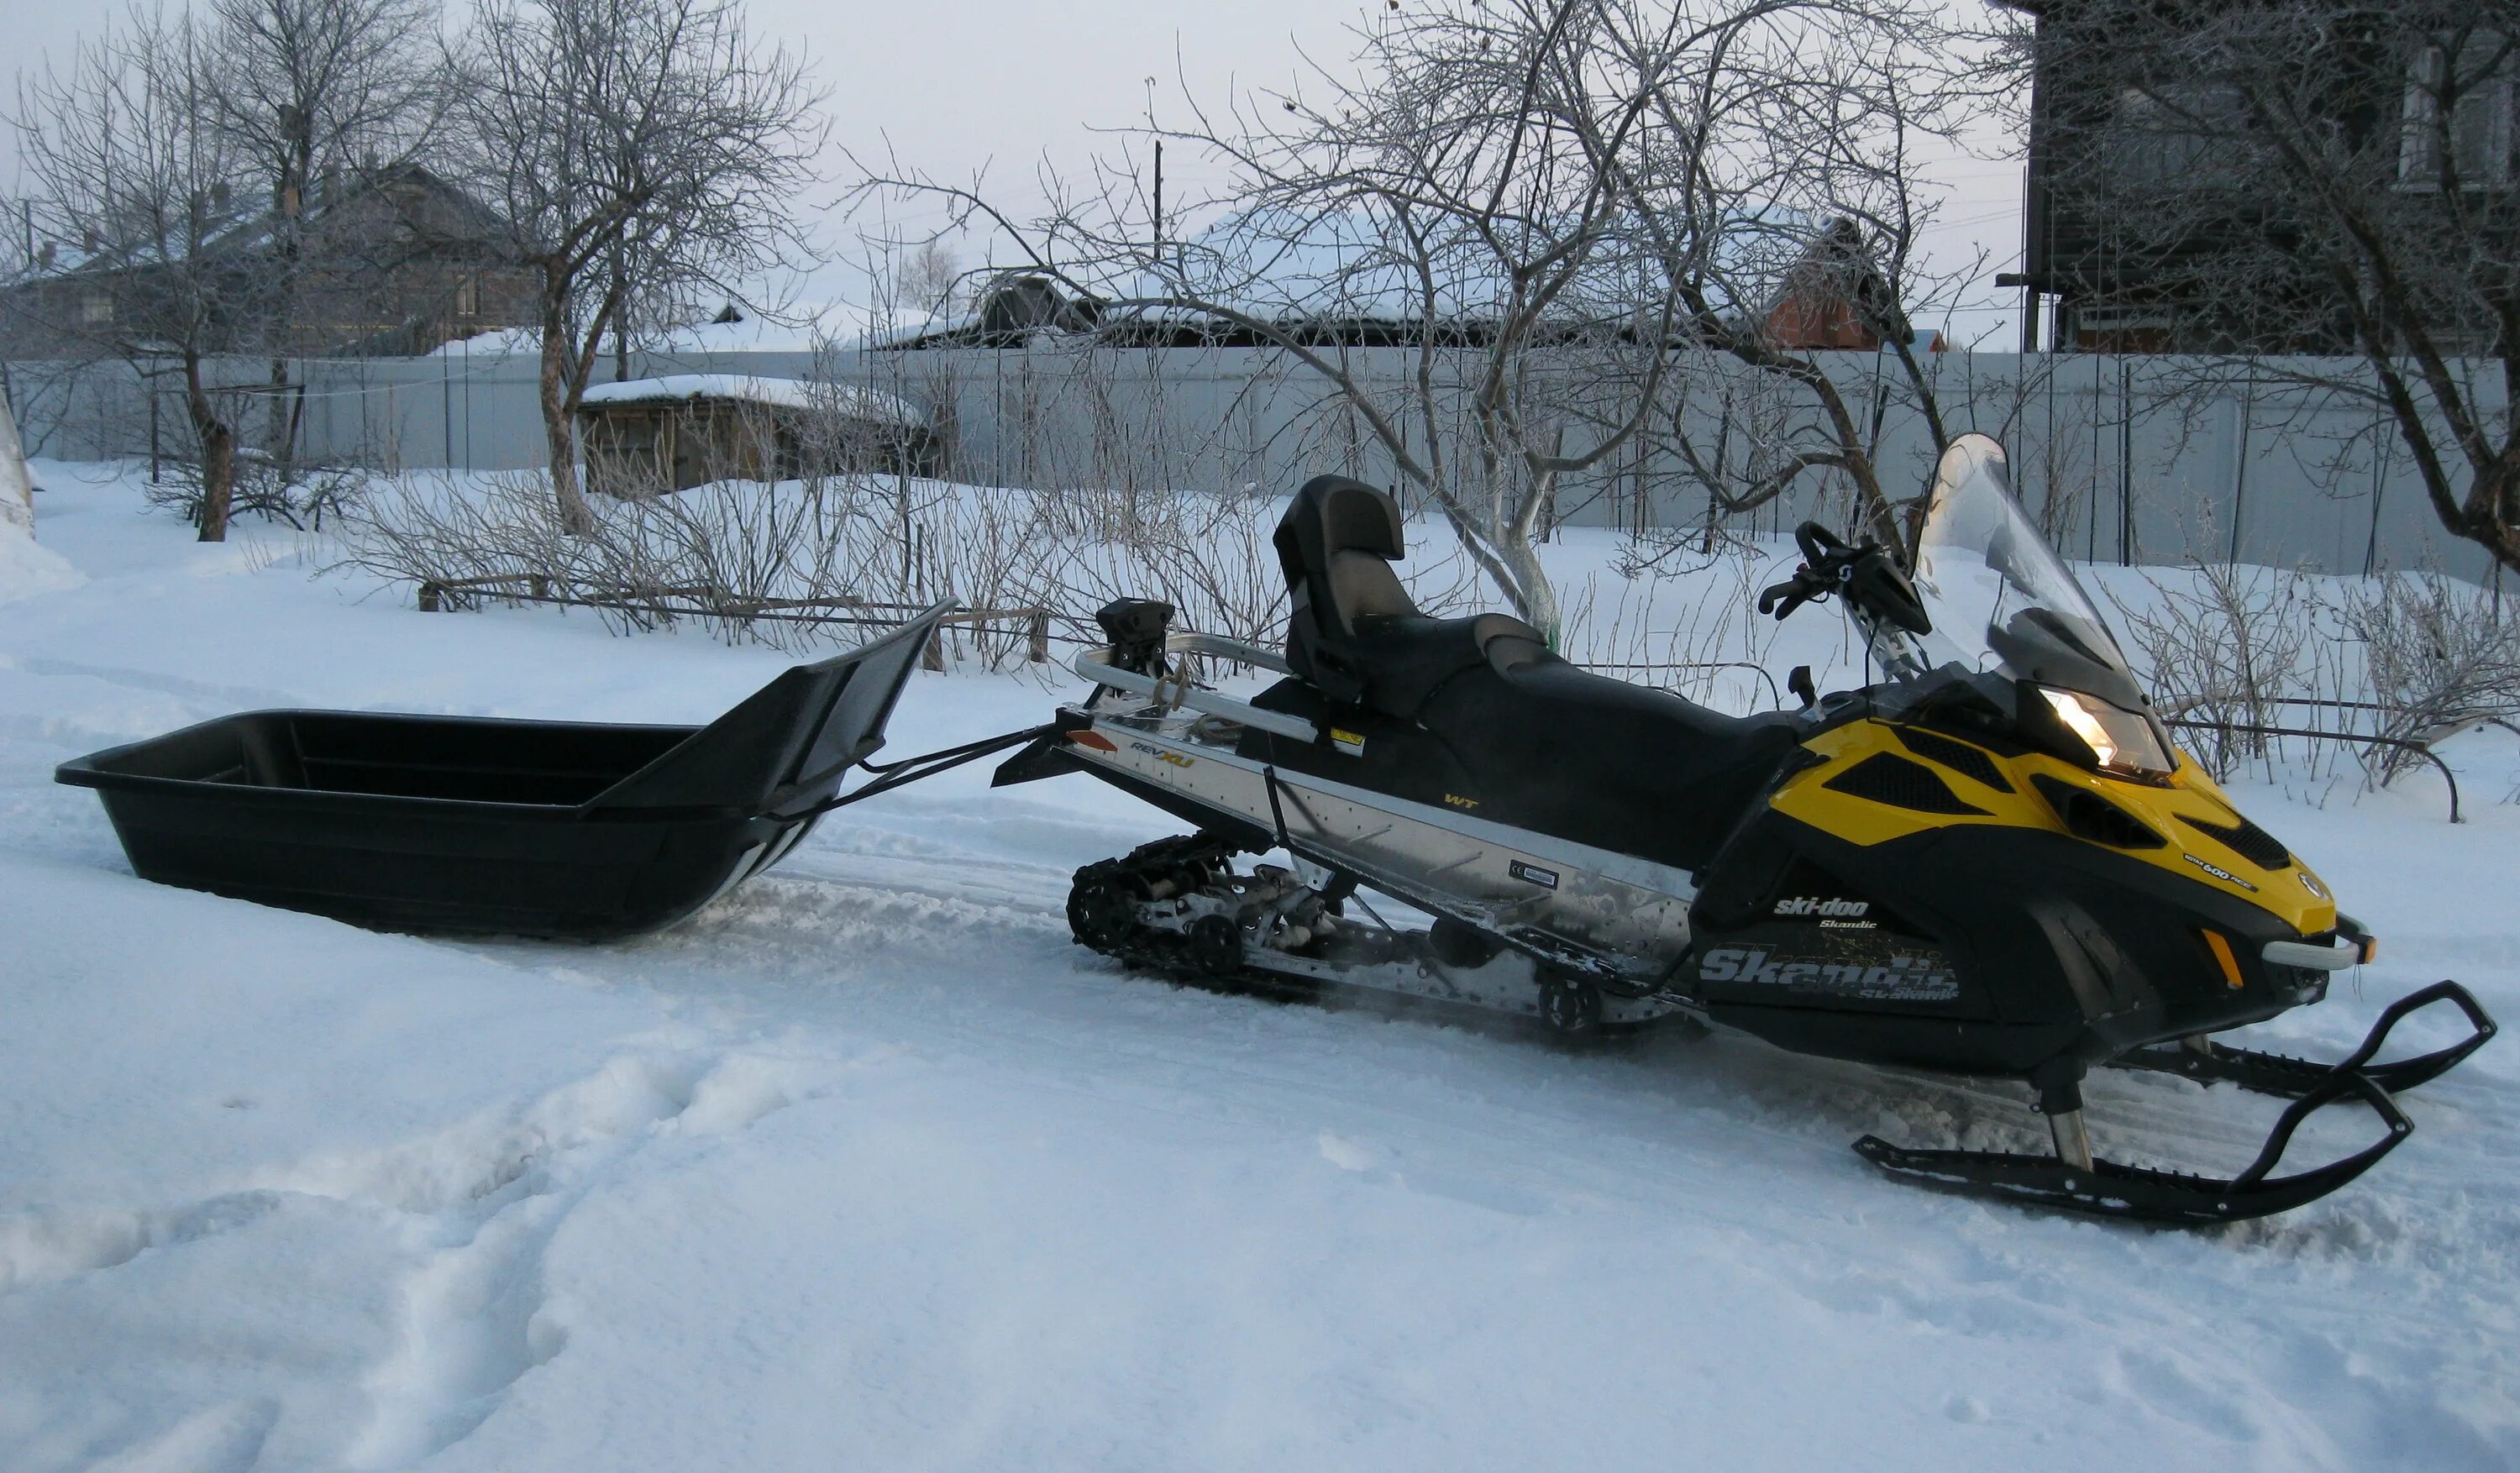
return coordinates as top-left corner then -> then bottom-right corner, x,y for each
10,5 -> 260,540
2016,2 -> 2520,574
208,0 -> 445,439
853,0 -> 1970,637
893,238 -> 964,317
452,0 -> 824,532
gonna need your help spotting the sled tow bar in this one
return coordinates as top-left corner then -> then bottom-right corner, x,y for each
779,723 -> 1063,820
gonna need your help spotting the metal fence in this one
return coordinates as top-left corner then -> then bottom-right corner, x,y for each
3,343 -> 2507,582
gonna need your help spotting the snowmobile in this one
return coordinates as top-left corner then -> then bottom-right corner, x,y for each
994,433 -> 2496,1224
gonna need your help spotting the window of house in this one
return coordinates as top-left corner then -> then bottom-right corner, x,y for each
453,273 -> 480,317
78,287 -> 113,326
2112,83 -> 2245,183
2402,33 -> 2516,188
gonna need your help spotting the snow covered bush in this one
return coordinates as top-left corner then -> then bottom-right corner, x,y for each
144,451 -> 370,533
2344,573 -> 2520,787
335,470 -> 1481,666
2115,561 -> 2318,780
2108,558 -> 2520,800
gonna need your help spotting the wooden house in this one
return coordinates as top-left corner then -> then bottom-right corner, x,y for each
0,163 -> 538,359
1995,2 -> 2517,352
576,375 -> 940,496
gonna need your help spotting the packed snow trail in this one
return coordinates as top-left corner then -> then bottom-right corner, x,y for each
2,464 -> 2515,1471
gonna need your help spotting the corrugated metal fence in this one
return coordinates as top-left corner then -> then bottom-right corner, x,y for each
1,343 -> 2502,581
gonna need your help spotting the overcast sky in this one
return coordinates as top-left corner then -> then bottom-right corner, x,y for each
0,0 -> 2030,343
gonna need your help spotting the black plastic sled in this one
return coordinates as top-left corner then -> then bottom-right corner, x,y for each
57,603 -> 960,941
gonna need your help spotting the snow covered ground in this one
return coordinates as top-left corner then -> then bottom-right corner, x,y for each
3,463 -> 2517,1472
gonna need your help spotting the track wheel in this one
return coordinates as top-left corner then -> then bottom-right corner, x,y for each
1186,914 -> 1244,978
1538,971 -> 1604,1040
1067,865 -> 1143,953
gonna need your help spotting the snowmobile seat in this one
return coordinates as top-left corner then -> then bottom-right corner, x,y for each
1273,474 -> 1549,719
1426,654 -> 1805,868
1270,474 -> 1800,865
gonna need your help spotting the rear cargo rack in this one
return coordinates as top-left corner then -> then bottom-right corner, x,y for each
1074,632 -> 1319,743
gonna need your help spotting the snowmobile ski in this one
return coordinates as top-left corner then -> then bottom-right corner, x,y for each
1855,976 -> 2486,1224
2107,980 -> 2496,1099
1853,1063 -> 2412,1226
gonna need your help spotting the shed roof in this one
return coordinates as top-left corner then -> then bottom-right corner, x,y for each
577,375 -> 923,428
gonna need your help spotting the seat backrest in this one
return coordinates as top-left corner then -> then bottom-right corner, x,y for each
1273,475 -> 1420,695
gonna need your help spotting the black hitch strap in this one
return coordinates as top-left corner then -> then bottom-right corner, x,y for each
775,723 -> 1062,820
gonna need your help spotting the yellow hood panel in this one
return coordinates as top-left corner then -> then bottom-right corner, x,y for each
1768,721 -> 2338,936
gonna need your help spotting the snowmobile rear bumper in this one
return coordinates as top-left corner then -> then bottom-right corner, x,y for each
1855,980 -> 2494,1225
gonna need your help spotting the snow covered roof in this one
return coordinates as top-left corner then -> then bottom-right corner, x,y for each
652,305 -> 879,354
425,326 -> 541,357
860,307 -> 982,351
576,375 -> 925,428
430,302 -> 882,358
874,206 -> 1824,349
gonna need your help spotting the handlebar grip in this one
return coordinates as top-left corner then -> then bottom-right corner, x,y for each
1758,579 -> 1815,621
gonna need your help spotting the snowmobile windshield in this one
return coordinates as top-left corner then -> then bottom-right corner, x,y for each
1910,435 -> 2139,704
1906,435 -> 2171,776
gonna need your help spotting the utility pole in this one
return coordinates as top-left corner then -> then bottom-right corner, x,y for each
1152,139 -> 1164,255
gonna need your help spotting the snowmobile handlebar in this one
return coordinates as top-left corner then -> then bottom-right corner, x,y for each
1756,522 -> 1933,637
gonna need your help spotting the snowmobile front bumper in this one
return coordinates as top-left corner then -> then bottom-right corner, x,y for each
1855,980 -> 2496,1226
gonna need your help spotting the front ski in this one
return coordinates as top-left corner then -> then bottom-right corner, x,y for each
1860,980 -> 2492,1224
2109,980 -> 2497,1099
1855,1064 -> 2412,1225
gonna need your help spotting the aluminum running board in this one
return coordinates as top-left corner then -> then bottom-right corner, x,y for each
1071,836 -> 1693,1031
1064,707 -> 1701,991
1231,939 -> 1693,1029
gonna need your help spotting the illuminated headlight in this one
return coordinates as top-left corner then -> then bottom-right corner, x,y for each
2038,687 -> 2176,777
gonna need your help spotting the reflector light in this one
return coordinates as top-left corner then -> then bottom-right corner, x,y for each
2200,929 -> 2245,989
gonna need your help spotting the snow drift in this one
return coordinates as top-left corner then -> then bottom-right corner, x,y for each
0,406 -> 81,605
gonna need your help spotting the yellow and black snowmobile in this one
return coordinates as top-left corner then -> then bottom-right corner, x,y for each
995,433 -> 2495,1224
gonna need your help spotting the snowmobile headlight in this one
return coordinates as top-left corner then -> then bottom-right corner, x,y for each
2037,687 -> 2175,778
